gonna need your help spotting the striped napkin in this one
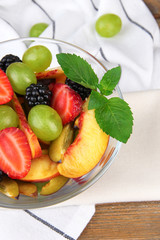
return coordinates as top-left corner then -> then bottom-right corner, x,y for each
0,0 -> 160,239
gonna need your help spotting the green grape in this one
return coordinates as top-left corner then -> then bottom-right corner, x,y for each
0,105 -> 19,131
22,45 -> 52,73
95,13 -> 122,38
6,62 -> 37,95
28,105 -> 62,142
29,23 -> 48,37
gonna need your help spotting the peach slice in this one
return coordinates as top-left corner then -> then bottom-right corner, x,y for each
40,175 -> 69,196
12,93 -> 42,159
57,110 -> 109,178
49,123 -> 74,162
36,67 -> 66,84
17,181 -> 38,198
0,176 -> 19,199
20,155 -> 59,182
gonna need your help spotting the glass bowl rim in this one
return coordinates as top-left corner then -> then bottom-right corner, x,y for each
0,37 -> 122,209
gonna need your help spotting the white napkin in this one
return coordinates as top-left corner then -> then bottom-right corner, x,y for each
0,0 -> 160,240
0,205 -> 95,240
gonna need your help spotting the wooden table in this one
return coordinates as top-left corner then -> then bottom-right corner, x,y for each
79,1 -> 160,239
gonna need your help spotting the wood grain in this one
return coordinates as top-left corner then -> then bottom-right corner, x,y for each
143,0 -> 160,19
79,201 -> 160,240
79,1 -> 160,239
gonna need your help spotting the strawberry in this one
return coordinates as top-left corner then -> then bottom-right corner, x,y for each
51,83 -> 83,125
0,69 -> 13,104
0,127 -> 32,179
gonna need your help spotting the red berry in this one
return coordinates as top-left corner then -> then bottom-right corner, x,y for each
0,69 -> 13,104
0,127 -> 32,179
51,83 -> 83,125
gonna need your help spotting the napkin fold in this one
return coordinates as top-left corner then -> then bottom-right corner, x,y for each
0,0 -> 160,240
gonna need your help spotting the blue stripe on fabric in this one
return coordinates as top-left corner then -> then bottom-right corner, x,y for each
24,210 -> 75,240
119,0 -> 153,40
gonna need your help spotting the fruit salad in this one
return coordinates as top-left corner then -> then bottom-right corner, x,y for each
0,45 -> 133,200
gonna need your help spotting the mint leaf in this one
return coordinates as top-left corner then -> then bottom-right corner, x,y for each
88,90 -> 108,110
34,181 -> 49,193
56,53 -> 98,89
95,97 -> 133,143
56,53 -> 133,143
98,66 -> 121,95
88,90 -> 133,143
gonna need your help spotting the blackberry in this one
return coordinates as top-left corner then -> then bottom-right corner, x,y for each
0,54 -> 22,72
25,83 -> 52,107
65,78 -> 91,100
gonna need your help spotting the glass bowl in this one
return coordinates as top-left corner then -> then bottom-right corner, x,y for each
0,37 -> 122,209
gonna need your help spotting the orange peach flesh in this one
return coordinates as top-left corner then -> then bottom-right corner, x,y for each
20,155 -> 59,182
57,110 -> 109,178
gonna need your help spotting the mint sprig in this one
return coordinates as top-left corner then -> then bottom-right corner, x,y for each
56,53 -> 98,90
98,66 -> 121,95
88,90 -> 108,109
88,91 -> 133,143
57,53 -> 133,143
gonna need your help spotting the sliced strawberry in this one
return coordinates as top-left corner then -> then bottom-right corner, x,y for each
12,93 -> 42,159
0,127 -> 32,179
51,83 -> 83,125
0,69 -> 13,105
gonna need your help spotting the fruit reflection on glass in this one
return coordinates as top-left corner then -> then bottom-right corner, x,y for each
0,43 -> 133,200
